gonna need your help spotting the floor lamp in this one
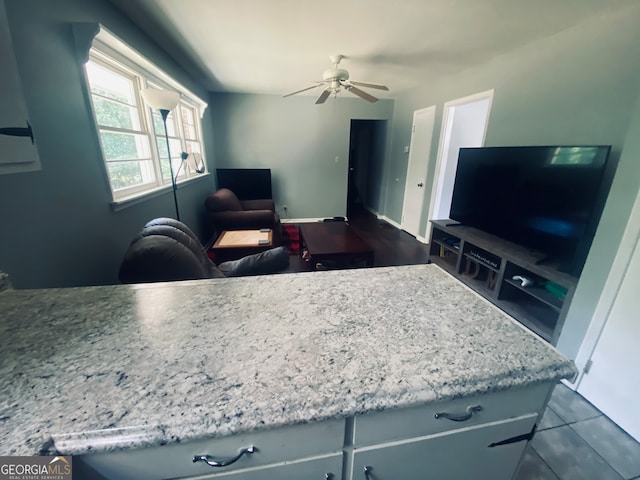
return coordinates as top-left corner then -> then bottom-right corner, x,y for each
141,88 -> 182,220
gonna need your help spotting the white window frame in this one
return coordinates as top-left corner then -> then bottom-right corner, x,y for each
84,26 -> 208,206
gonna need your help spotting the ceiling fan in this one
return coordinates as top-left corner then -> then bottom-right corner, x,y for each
283,54 -> 389,104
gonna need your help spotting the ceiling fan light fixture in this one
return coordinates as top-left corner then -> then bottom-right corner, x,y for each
284,54 -> 388,104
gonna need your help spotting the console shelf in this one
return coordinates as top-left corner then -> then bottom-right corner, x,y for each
429,220 -> 578,345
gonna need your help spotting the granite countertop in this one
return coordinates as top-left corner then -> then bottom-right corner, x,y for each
0,264 -> 576,456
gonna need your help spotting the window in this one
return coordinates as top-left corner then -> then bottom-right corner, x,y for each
84,28 -> 207,203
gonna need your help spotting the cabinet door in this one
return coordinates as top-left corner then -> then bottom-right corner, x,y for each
196,453 -> 342,480
352,414 -> 536,480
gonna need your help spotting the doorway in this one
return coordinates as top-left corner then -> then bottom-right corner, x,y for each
573,189 -> 640,441
347,120 -> 388,219
401,106 -> 436,240
426,90 -> 493,241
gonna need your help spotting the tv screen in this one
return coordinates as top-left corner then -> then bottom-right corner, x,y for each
216,168 -> 272,201
449,145 -> 613,275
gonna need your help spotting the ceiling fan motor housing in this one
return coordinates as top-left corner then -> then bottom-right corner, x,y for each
323,68 -> 349,82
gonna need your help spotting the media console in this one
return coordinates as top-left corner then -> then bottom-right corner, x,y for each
429,219 -> 578,345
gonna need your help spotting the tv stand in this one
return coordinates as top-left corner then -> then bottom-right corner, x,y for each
534,255 -> 557,267
429,219 -> 578,345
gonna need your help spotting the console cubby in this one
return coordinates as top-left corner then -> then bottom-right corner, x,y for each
429,229 -> 461,274
429,220 -> 578,345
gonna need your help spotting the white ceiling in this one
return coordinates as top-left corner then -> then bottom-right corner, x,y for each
109,0 -> 633,99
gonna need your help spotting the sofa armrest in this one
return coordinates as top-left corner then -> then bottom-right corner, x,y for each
241,199 -> 275,212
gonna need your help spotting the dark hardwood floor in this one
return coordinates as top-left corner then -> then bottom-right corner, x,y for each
282,206 -> 431,273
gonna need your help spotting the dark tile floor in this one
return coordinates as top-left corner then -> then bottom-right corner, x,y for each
516,383 -> 640,480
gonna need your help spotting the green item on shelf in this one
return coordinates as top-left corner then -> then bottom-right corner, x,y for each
545,281 -> 568,298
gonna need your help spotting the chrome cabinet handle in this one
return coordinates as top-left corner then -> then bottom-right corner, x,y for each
434,405 -> 483,422
193,445 -> 255,467
325,474 -> 334,480
364,465 -> 373,480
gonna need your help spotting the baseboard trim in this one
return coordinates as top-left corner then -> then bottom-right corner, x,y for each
281,217 -> 325,224
377,214 -> 401,230
375,214 -> 428,244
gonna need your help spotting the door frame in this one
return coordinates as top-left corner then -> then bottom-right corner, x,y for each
573,187 -> 640,387
425,89 -> 494,241
347,119 -> 388,218
401,105 -> 436,242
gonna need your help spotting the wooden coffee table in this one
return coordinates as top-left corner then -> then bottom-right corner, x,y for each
211,229 -> 273,264
299,222 -> 374,270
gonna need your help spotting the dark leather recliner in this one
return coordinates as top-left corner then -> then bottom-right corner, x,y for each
204,188 -> 282,246
118,218 -> 289,284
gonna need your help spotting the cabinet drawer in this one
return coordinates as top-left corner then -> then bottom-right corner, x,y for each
196,453 -> 343,480
351,413 -> 537,480
77,419 -> 345,480
353,382 -> 551,446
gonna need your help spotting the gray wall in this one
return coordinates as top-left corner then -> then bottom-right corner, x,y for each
0,0 -> 217,289
381,3 -> 640,359
557,84 -> 640,359
209,92 -> 393,220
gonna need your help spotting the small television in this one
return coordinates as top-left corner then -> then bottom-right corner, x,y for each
216,168 -> 272,201
449,145 -> 614,276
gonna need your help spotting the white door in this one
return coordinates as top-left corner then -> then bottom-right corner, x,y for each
426,90 -> 493,241
401,106 -> 436,239
576,195 -> 640,441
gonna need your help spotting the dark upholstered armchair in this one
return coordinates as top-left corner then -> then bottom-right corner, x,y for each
204,188 -> 282,245
118,218 -> 288,284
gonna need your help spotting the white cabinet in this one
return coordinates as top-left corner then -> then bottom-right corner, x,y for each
348,383 -> 552,480
76,419 -> 345,480
196,453 -> 343,480
353,383 -> 549,446
351,414 -> 537,480
75,383 -> 554,480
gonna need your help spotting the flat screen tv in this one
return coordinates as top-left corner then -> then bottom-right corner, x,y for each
216,168 -> 272,201
449,145 -> 614,276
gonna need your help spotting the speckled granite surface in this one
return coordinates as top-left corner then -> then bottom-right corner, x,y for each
0,264 -> 575,456
0,270 -> 11,293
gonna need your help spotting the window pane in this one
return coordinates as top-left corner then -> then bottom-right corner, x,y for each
92,96 -> 140,130
156,137 -> 182,181
100,131 -> 151,160
184,144 -> 204,174
185,141 -> 201,155
87,32 -> 207,202
152,110 -> 177,137
155,137 -> 181,159
107,160 -> 155,190
183,123 -> 196,140
160,156 -> 185,181
86,61 -> 136,105
181,107 -> 196,139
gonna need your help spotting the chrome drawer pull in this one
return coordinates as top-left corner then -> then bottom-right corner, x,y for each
434,405 -> 483,422
193,445 -> 255,467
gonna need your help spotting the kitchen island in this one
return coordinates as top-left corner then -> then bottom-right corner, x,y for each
0,264 -> 576,479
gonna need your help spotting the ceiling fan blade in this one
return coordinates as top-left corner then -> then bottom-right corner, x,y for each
282,83 -> 322,98
350,80 -> 389,91
347,86 -> 379,103
315,89 -> 331,104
